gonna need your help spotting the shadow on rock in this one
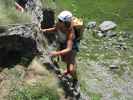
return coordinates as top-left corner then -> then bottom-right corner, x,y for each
0,35 -> 38,70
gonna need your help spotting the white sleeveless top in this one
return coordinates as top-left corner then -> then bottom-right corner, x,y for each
57,30 -> 67,44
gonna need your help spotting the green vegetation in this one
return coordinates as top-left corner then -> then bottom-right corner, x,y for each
89,92 -> 102,100
7,60 -> 62,100
56,0 -> 133,31
1,0 -> 133,31
55,0 -> 133,99
0,0 -> 31,25
9,83 -> 59,100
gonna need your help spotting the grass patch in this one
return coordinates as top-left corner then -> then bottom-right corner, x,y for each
56,0 -> 133,31
0,0 -> 31,25
89,92 -> 102,100
9,83 -> 60,100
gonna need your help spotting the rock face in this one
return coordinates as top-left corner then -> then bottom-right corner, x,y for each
0,25 -> 38,67
0,0 -> 56,99
0,1 -> 88,100
41,8 -> 56,44
0,0 -> 55,67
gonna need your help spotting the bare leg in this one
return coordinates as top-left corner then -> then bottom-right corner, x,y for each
62,50 -> 77,80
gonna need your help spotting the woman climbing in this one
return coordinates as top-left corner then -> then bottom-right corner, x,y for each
40,10 -> 79,86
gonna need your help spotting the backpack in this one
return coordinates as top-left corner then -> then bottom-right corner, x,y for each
72,17 -> 84,42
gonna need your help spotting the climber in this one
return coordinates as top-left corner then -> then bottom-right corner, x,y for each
15,0 -> 27,12
40,10 -> 79,86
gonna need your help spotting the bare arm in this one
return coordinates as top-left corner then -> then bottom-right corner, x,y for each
58,33 -> 73,55
50,30 -> 73,56
41,27 -> 57,33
